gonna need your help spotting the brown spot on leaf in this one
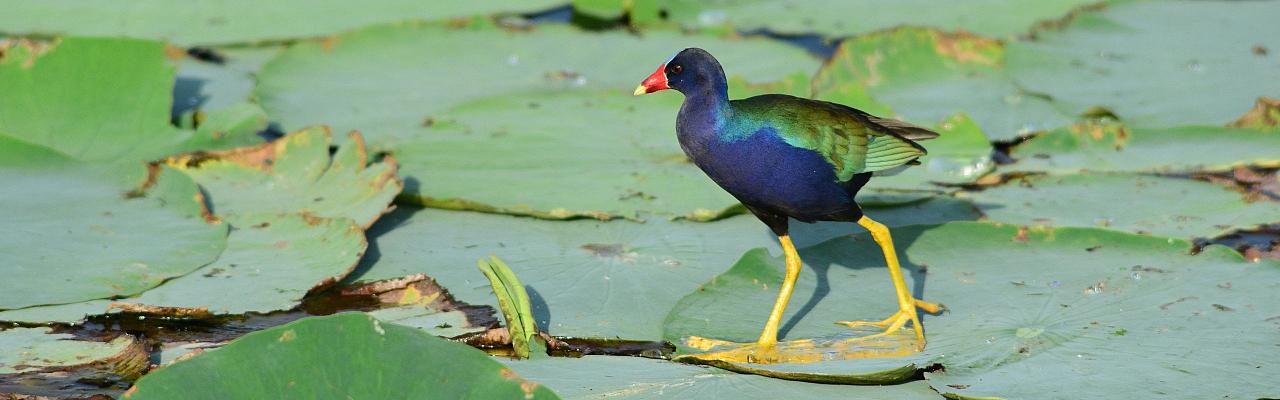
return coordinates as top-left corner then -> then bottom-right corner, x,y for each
278,329 -> 297,342
1228,97 -> 1280,131
932,30 -> 1002,65
1212,304 -> 1235,312
1012,226 -> 1030,242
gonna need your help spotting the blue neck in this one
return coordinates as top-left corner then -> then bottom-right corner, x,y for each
676,79 -> 731,152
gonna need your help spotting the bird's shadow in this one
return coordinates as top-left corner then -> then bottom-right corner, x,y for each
775,220 -> 940,340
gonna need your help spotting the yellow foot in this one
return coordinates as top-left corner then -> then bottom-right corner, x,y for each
678,334 -> 919,365
835,299 -> 945,351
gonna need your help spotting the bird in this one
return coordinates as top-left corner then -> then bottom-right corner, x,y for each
634,48 -> 945,361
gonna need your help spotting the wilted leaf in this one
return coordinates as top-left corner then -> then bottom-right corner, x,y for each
122,313 -> 560,399
169,127 -> 402,228
966,173 -> 1280,239
0,0 -> 564,46
0,328 -> 147,377
1007,0 -> 1280,127
503,355 -> 943,399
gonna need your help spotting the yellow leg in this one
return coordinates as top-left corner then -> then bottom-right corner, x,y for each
756,234 -> 803,347
836,216 -> 945,351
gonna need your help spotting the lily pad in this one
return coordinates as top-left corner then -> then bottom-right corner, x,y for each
965,173 -> 1280,239
0,0 -> 563,46
394,89 -> 737,220
1,37 -> 182,163
0,163 -> 227,310
0,328 -> 146,377
674,0 -> 1099,39
255,23 -> 820,147
502,355 -> 944,399
1006,122 -> 1280,174
105,213 -> 365,316
348,202 -> 975,341
1006,0 -> 1280,127
666,222 -> 1280,396
812,27 -> 1072,141
122,313 -> 560,399
169,127 -> 402,228
0,37 -> 271,161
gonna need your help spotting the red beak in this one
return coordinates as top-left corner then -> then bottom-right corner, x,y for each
633,64 -> 670,95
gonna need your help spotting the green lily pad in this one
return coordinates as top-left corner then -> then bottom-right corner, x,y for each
348,202 -> 975,341
1006,122 -> 1280,174
965,173 -> 1280,239
683,0 -> 1098,39
0,163 -> 227,310
1006,0 -> 1280,127
812,27 -> 1072,141
0,37 -> 270,161
170,126 -> 402,228
1,37 -> 182,162
0,328 -> 147,377
503,355 -> 944,399
0,0 -> 563,46
255,23 -> 819,147
666,222 -> 1280,395
122,313 -> 560,399
394,89 -> 738,220
106,213 -> 365,316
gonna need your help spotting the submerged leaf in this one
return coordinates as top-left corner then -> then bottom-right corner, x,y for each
0,328 -> 147,377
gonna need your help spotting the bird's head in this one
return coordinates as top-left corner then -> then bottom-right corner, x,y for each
633,48 -> 723,96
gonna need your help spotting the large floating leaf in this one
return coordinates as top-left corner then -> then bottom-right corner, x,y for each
349,203 -> 975,341
394,89 -> 737,220
1,38 -> 181,162
812,27 -> 1072,141
0,164 -> 227,310
966,173 -> 1280,239
107,213 -> 365,316
123,313 -> 560,399
1006,122 -> 1280,174
0,328 -> 146,377
0,0 -> 563,46
255,23 -> 820,147
503,355 -> 943,399
1007,0 -> 1280,127
0,38 -> 269,161
667,223 -> 1280,396
667,0 -> 1099,39
169,127 -> 402,228
397,90 -> 984,220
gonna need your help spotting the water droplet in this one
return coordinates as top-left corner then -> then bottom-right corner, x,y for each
1131,272 -> 1141,281
506,54 -> 519,66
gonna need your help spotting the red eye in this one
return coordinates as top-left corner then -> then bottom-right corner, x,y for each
670,65 -> 683,74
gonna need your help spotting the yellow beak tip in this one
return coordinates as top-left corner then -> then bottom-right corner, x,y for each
632,85 -> 647,96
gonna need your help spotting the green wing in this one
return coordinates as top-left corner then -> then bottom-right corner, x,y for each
732,95 -> 936,182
